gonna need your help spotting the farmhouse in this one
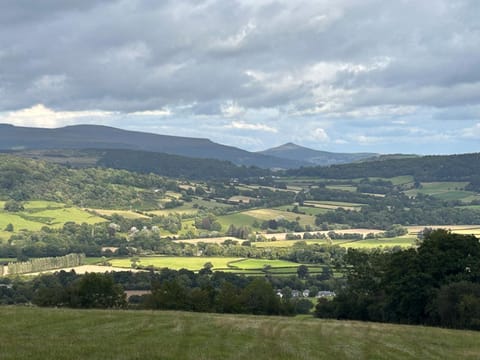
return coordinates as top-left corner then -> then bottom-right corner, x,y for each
316,291 -> 336,298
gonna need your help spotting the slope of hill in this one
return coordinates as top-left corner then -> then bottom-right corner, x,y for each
6,149 -> 271,180
286,152 -> 480,183
0,124 -> 305,169
1,307 -> 479,360
259,142 -> 378,166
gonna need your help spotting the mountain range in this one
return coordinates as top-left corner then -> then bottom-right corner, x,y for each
0,123 -> 379,169
258,142 -> 377,166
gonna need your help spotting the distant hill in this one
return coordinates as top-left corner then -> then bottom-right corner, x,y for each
286,152 -> 480,183
0,124 -> 306,169
258,142 -> 378,166
3,149 -> 271,181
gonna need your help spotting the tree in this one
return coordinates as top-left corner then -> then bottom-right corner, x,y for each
130,257 -> 140,268
199,262 -> 213,275
4,200 -> 24,212
240,278 -> 280,315
70,273 -> 126,308
297,265 -> 309,279
4,223 -> 13,232
431,281 -> 480,329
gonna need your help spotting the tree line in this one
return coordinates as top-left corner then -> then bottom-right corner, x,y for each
315,230 -> 480,330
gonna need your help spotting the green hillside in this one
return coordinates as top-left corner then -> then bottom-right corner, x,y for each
1,307 -> 479,360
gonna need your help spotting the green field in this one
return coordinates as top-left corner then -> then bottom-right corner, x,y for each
242,209 -> 315,227
325,184 -> 357,192
254,239 -> 328,248
110,256 -> 243,270
0,201 -> 107,241
254,237 -> 415,249
274,205 -> 329,216
217,212 -> 259,229
109,256 -> 305,274
404,182 -> 480,202
1,307 -> 479,360
303,201 -> 363,211
230,258 -> 301,269
88,209 -> 150,219
334,237 -> 416,249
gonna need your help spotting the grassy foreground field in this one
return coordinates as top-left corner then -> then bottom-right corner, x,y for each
1,307 -> 479,360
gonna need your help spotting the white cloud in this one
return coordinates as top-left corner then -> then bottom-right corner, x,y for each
0,104 -> 113,128
353,135 -> 383,145
311,128 -> 330,142
226,120 -> 277,133
129,109 -> 172,116
213,21 -> 256,51
460,122 -> 480,138
221,101 -> 245,118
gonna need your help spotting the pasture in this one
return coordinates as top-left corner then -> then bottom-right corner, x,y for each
303,200 -> 363,211
1,307 -> 479,360
274,205 -> 328,216
109,256 -> 242,270
242,208 -> 315,227
108,256 -> 308,275
325,184 -> 357,192
334,236 -> 417,249
87,209 -> 150,219
404,181 -> 480,202
0,201 -> 107,242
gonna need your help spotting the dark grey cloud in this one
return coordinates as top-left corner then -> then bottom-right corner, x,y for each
1,0 -> 479,154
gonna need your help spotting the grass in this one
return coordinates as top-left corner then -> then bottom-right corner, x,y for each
254,237 -> 416,249
0,201 -> 107,242
326,184 -> 357,192
274,205 -> 329,216
109,257 -> 305,274
1,307 -> 479,360
217,212 -> 259,229
254,239 -> 328,248
87,209 -> 150,219
303,201 -> 363,211
231,258 -> 301,269
109,256 -> 242,270
31,207 -> 105,227
242,209 -> 315,227
404,182 -> 479,202
335,237 -> 417,249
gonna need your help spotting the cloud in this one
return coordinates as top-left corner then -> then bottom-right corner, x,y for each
0,1 -> 479,155
0,104 -> 112,128
226,121 -> 278,133
311,128 -> 330,142
129,109 -> 172,117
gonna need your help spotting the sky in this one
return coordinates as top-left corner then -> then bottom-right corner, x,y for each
0,0 -> 479,155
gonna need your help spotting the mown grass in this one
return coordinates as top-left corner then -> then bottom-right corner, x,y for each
110,256 -> 242,270
274,205 -> 329,216
109,257 -> 305,274
242,209 -> 315,227
217,212 -> 259,229
303,201 -> 363,211
1,307 -> 479,360
0,201 -> 107,242
253,236 -> 416,249
335,237 -> 416,249
404,181 -> 479,202
325,184 -> 357,192
88,209 -> 150,219
254,239 -> 328,248
231,258 -> 301,269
